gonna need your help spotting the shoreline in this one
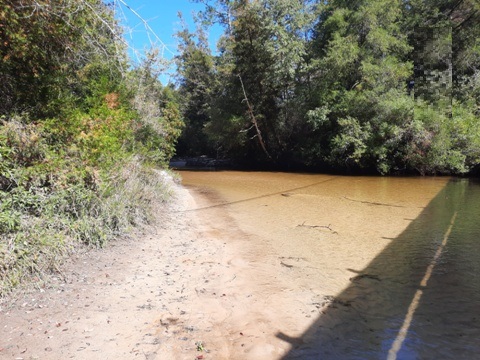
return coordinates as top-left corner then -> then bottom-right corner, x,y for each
0,178 -> 296,359
1,170 -> 460,359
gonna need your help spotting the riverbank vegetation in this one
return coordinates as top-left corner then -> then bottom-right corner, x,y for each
175,0 -> 480,175
0,0 -> 183,295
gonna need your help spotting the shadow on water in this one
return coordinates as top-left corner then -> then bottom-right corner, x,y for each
278,178 -> 480,360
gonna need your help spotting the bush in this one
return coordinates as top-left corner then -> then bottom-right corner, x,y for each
0,107 -> 174,296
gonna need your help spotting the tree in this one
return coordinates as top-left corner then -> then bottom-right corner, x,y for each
175,17 -> 217,156
194,0 -> 313,162
129,49 -> 184,164
305,0 -> 414,173
403,0 -> 480,174
0,0 -> 126,118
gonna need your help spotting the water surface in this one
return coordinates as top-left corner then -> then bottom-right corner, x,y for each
180,171 -> 480,359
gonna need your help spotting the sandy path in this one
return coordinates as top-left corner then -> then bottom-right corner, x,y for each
0,181 -> 302,360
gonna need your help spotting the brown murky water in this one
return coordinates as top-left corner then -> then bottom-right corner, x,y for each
180,171 -> 480,359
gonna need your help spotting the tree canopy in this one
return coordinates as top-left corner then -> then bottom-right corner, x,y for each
176,0 -> 480,175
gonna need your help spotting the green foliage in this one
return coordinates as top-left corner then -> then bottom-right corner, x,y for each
0,113 -> 173,294
71,106 -> 135,167
178,0 -> 479,174
0,2 -> 183,295
0,0 -> 126,118
204,114 -> 249,157
226,0 -> 312,159
129,54 -> 185,164
174,20 -> 217,156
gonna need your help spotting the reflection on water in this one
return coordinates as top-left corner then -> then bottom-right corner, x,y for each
281,178 -> 480,360
180,171 -> 480,359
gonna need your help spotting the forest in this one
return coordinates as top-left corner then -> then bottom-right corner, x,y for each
176,0 -> 480,175
0,0 -> 479,293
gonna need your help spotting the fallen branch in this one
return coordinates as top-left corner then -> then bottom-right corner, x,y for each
343,196 -> 405,208
349,274 -> 381,282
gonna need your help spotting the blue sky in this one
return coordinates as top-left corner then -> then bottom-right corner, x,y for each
116,0 -> 223,82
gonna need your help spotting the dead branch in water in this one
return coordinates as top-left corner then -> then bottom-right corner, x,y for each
343,196 -> 405,208
296,222 -> 338,234
349,274 -> 381,282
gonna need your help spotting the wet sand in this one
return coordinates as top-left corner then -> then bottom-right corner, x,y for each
0,172 -> 455,359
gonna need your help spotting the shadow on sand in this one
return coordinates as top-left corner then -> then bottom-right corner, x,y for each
278,178 -> 480,360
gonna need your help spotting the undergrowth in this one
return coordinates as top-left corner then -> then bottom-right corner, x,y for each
0,108 -> 177,297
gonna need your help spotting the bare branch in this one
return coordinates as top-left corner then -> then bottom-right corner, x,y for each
238,75 -> 272,160
116,0 -> 175,57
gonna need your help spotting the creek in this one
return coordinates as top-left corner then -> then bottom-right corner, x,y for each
180,171 -> 480,359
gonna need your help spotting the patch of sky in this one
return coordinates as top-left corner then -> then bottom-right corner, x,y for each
114,0 -> 222,84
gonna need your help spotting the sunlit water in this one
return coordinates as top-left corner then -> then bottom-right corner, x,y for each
180,171 -> 480,359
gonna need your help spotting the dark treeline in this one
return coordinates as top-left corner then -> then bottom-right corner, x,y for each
175,0 -> 480,175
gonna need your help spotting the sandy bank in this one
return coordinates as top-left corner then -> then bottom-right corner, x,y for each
0,180 -> 308,359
